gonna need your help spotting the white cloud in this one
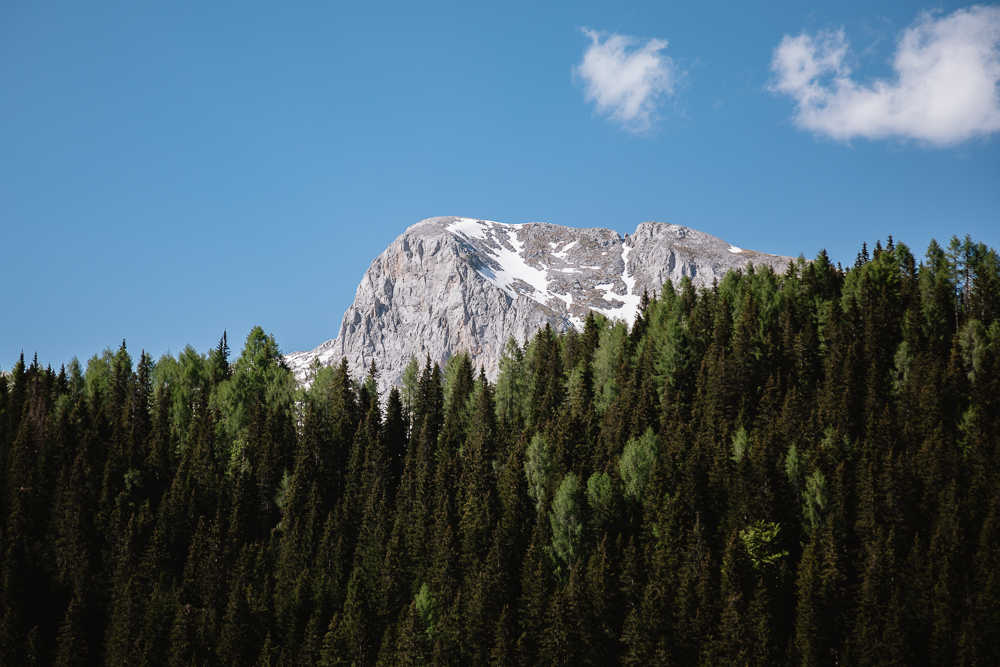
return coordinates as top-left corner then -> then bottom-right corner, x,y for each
770,5 -> 1000,146
575,28 -> 678,133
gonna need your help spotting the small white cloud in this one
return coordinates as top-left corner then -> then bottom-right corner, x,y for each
770,5 -> 1000,146
575,28 -> 678,133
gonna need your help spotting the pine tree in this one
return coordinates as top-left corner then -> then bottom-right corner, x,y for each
537,568 -> 583,667
489,605 -> 515,667
672,517 -> 717,665
104,503 -> 155,666
52,596 -> 89,667
845,528 -> 908,667
956,493 -> 1000,665
460,535 -> 505,665
458,381 -> 498,572
383,386 -> 408,495
515,540 -> 551,666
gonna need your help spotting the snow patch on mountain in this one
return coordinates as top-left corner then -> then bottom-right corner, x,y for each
286,216 -> 798,392
553,240 -> 577,258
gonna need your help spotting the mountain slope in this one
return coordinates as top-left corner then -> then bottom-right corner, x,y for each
285,217 -> 796,390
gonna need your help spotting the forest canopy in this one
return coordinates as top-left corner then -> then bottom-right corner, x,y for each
1,234 -> 999,666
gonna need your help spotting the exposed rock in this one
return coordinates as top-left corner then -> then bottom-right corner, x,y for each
285,217 -> 796,392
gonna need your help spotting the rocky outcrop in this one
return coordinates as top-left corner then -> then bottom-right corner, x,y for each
285,217 -> 796,391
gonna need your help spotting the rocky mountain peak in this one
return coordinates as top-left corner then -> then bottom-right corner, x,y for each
285,217 -> 796,392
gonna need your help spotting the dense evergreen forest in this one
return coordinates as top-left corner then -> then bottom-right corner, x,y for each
2,235 -> 999,666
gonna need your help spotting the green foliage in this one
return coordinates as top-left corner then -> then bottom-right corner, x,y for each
785,444 -> 801,489
442,351 -> 472,412
302,359 -> 339,409
592,319 -> 628,414
414,583 -> 438,642
401,355 -> 420,418
84,347 -> 116,400
363,359 -> 380,406
274,469 -> 291,514
66,357 -> 84,398
586,471 -> 613,532
152,345 -> 207,450
123,468 -> 141,494
957,318 -> 998,380
549,474 -> 583,571
891,341 -> 911,393
1,233 -> 997,666
619,427 -> 658,502
730,426 -> 750,463
524,433 -> 552,513
803,469 -> 829,533
739,520 -> 789,571
211,326 -> 294,462
648,289 -> 693,394
494,337 -> 526,423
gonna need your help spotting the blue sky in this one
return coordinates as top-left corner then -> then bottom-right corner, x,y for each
2,1 -> 998,368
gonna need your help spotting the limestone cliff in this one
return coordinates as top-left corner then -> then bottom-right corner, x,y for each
285,217 -> 796,391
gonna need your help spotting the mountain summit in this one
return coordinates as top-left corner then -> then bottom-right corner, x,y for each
286,217 -> 796,390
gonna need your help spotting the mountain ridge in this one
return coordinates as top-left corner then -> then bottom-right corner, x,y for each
286,217 -> 797,391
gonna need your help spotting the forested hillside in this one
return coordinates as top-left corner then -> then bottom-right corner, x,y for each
2,235 -> 999,666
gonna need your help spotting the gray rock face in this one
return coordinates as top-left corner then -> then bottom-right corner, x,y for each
285,217 -> 796,392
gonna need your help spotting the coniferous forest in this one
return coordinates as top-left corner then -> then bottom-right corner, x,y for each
3,235 -> 1000,666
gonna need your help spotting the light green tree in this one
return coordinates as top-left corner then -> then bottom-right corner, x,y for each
592,319 -> 628,414
784,444 -> 801,489
401,355 -> 420,419
549,474 -> 583,571
524,433 -> 552,513
586,471 -> 613,533
730,426 -> 750,463
151,345 -> 207,450
739,520 -> 789,571
211,326 -> 295,463
495,337 -> 525,421
803,469 -> 829,532
414,582 -> 439,642
619,427 -> 659,502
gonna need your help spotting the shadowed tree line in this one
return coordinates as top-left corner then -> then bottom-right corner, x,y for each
1,234 -> 998,666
